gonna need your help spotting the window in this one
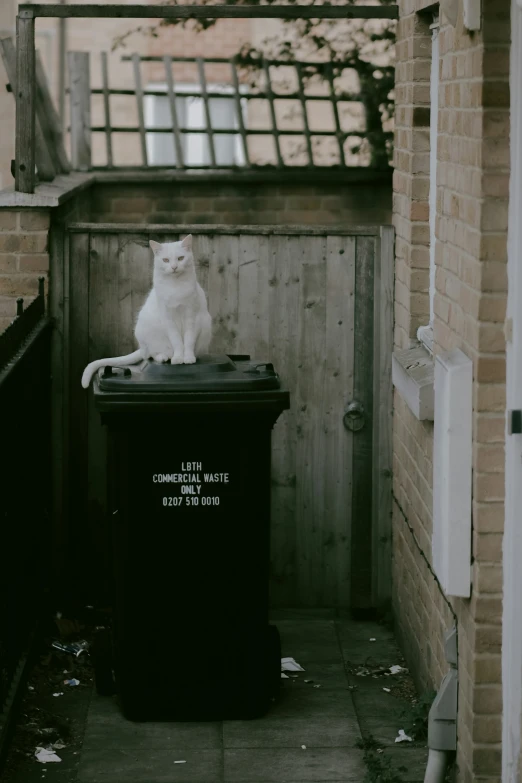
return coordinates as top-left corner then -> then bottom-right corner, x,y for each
418,15 -> 439,354
144,84 -> 247,167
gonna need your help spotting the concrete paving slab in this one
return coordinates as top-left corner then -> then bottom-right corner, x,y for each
224,747 -> 366,781
269,683 -> 358,719
223,715 -> 361,748
277,621 -> 343,663
78,748 -> 223,782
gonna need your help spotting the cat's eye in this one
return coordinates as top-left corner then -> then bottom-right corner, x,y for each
162,257 -> 169,263
178,256 -> 185,261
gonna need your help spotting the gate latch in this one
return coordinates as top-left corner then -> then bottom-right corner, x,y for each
343,401 -> 366,432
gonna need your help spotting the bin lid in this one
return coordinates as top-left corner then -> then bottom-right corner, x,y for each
93,354 -> 289,413
97,355 -> 281,393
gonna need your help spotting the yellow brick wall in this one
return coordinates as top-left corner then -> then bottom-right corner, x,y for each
392,0 -> 509,779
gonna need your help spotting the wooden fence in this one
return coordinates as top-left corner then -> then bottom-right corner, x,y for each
11,3 -> 398,193
51,223 -> 394,609
67,51 -> 394,170
0,282 -> 52,761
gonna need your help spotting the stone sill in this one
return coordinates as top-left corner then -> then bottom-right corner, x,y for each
392,343 -> 435,422
0,167 -> 393,209
0,172 -> 93,208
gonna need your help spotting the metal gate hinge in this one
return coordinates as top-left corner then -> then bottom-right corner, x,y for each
508,410 -> 522,435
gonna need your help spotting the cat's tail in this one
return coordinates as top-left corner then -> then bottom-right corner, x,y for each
81,349 -> 144,389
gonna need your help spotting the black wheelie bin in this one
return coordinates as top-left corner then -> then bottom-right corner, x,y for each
91,354 -> 289,721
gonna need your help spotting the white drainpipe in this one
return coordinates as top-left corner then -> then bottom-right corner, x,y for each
423,627 -> 458,783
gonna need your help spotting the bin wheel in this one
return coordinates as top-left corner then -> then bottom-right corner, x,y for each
92,628 -> 116,696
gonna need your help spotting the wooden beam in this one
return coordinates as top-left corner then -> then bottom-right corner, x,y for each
35,50 -> 71,173
163,55 -> 185,168
100,52 -> 113,167
132,53 -> 148,166
68,51 -> 91,171
263,59 -> 283,168
295,62 -> 314,167
87,125 -> 366,137
0,37 -> 55,183
67,222 -> 383,236
20,4 -> 399,19
230,58 -> 250,167
197,58 -> 216,167
15,15 -> 36,192
88,86 -> 360,103
326,62 -> 346,167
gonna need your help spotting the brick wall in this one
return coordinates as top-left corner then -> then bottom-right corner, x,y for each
392,0 -> 510,779
0,210 -> 51,333
89,175 -> 392,226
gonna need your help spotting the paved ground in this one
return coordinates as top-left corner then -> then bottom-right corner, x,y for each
2,610 -> 430,783
78,610 -> 429,783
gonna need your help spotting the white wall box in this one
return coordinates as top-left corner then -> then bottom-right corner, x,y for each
432,348 -> 473,598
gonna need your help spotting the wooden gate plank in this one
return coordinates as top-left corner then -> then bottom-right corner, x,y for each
87,233 -> 120,597
295,234 -> 328,606
372,226 -> 394,607
67,233 -> 90,584
237,234 -> 269,359
194,233 -> 212,306
117,234 -> 138,355
323,235 -> 356,607
49,225 -> 67,577
269,234 -> 299,606
208,233 -> 239,354
350,235 -> 375,611
130,235 -> 155,331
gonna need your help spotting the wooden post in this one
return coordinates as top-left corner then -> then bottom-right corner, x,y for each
197,58 -> 217,167
15,9 -> 36,193
1,36 -> 55,182
100,52 -> 113,167
230,58 -> 250,166
163,55 -> 184,168
295,63 -> 314,166
326,63 -> 346,167
132,53 -> 148,166
35,50 -> 71,173
68,51 -> 91,171
263,59 -> 283,168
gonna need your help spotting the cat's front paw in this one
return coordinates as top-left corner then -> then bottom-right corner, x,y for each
170,354 -> 184,365
183,352 -> 196,364
153,353 -> 169,363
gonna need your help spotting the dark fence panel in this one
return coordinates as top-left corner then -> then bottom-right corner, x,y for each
0,281 -> 52,752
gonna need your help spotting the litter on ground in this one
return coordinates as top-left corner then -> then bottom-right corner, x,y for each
389,665 -> 408,675
35,747 -> 62,763
301,745 -> 307,750
281,657 -> 305,672
395,729 -> 413,743
174,760 -> 186,764
52,693 -> 63,698
64,679 -> 80,686
383,687 -> 391,693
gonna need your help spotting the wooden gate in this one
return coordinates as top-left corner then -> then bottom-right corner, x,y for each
52,224 -> 393,609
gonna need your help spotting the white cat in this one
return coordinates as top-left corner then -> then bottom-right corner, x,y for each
81,235 -> 212,389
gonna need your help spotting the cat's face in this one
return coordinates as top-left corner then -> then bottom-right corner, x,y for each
149,236 -> 193,276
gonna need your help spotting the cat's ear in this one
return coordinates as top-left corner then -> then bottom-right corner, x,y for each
181,234 -> 192,249
149,240 -> 162,254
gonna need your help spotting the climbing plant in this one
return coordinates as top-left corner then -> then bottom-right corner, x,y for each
113,0 -> 396,168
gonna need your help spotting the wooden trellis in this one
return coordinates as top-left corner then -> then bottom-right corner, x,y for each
70,52 -> 390,170
14,3 -> 398,192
